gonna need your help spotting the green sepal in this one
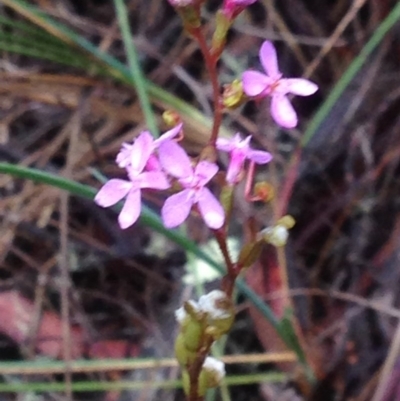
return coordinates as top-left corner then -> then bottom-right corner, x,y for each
237,240 -> 263,270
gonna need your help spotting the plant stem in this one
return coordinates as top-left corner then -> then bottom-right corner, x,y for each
191,28 -> 223,147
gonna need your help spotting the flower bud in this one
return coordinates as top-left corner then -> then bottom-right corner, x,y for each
263,225 -> 288,247
253,181 -> 275,202
200,357 -> 226,388
277,215 -> 295,229
211,10 -> 232,59
198,290 -> 235,336
259,215 -> 295,247
222,79 -> 245,109
175,301 -> 204,351
175,333 -> 197,366
168,0 -> 203,29
181,369 -> 191,396
162,110 -> 181,128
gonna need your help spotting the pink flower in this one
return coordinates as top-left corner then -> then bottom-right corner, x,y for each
116,123 -> 182,169
242,41 -> 318,128
94,132 -> 170,229
216,134 -> 272,184
222,0 -> 257,19
158,140 -> 225,229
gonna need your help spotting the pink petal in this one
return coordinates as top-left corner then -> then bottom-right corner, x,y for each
145,154 -> 162,171
260,41 -> 280,78
118,188 -> 141,229
270,95 -> 298,128
247,149 -> 273,164
197,188 -> 225,229
154,123 -> 183,146
115,143 -> 132,168
94,179 -> 132,208
242,71 -> 271,97
216,137 -> 234,152
139,171 -> 170,190
158,140 -> 193,179
226,150 -> 246,184
285,78 -> 318,96
194,161 -> 219,186
130,131 -> 154,173
162,189 -> 194,228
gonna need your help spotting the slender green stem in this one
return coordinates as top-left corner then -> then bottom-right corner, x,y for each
113,0 -> 158,137
302,1 -> 400,146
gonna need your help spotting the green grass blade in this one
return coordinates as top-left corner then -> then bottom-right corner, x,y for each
113,0 -> 158,137
0,372 -> 285,393
302,1 -> 400,147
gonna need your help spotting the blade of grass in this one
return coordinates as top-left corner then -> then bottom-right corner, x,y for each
0,33 -> 102,71
302,1 -> 400,146
0,372 -> 285,393
113,0 -> 158,137
0,162 -> 308,369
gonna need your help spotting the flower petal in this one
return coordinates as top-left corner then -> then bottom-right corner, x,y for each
139,171 -> 170,190
94,179 -> 131,208
130,131 -> 154,173
194,161 -> 219,186
162,189 -> 194,228
116,143 -> 132,168
154,123 -> 183,146
216,137 -> 234,152
197,188 -> 225,229
158,140 -> 193,179
226,150 -> 246,184
242,71 -> 271,97
118,188 -> 141,229
247,149 -> 273,164
271,95 -> 298,128
285,78 -> 318,96
260,41 -> 280,78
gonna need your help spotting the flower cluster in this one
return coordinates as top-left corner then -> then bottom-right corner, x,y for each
94,38 -> 317,234
95,126 -> 273,230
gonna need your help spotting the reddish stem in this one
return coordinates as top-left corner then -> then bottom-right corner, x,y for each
191,28 -> 223,148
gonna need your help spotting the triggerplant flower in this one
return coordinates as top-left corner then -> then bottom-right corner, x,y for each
242,41 -> 318,128
116,123 -> 182,169
158,140 -> 225,229
94,132 -> 170,229
216,133 -> 272,184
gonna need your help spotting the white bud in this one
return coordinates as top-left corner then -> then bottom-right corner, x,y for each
175,300 -> 199,324
198,290 -> 231,319
202,357 -> 225,382
262,225 -> 289,247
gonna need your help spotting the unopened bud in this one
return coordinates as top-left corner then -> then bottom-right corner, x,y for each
175,333 -> 197,366
168,0 -> 202,29
198,290 -> 234,335
201,357 -> 225,388
222,79 -> 244,109
259,215 -> 295,247
163,110 -> 181,127
253,181 -> 275,202
277,215 -> 295,229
